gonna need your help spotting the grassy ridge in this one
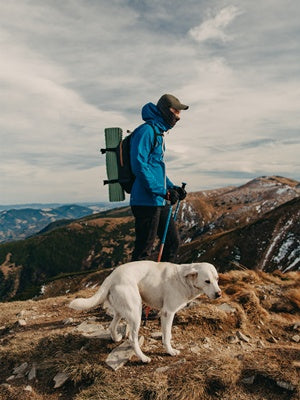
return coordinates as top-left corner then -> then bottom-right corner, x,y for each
0,214 -> 135,301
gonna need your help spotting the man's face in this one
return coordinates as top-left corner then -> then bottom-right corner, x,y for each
170,107 -> 181,121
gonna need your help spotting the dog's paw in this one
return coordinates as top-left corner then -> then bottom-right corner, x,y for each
111,333 -> 123,342
168,348 -> 180,356
141,355 -> 151,363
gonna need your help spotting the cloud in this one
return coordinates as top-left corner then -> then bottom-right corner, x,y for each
188,6 -> 242,43
0,1 -> 299,203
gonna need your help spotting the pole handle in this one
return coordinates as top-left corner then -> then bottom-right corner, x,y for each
173,182 -> 187,221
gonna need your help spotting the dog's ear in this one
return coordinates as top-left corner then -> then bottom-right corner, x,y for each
183,266 -> 198,280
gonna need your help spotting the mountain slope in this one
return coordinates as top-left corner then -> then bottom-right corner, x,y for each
179,197 -> 300,272
0,176 -> 299,301
0,215 -> 134,301
179,176 -> 299,241
0,269 -> 299,400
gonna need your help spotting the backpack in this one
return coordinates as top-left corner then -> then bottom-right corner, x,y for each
101,124 -> 160,198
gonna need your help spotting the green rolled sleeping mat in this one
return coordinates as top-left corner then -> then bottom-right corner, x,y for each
104,127 -> 125,202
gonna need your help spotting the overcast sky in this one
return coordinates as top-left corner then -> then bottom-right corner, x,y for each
1,0 -> 299,205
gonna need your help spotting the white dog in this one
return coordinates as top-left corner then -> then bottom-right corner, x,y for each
69,260 -> 221,363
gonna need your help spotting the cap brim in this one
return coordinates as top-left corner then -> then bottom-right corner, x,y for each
177,103 -> 189,110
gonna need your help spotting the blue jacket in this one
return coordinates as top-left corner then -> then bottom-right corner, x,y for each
130,102 -> 174,206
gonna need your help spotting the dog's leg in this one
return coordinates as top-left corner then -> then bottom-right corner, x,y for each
109,312 -> 122,342
161,311 -> 180,356
109,285 -> 151,363
124,323 -> 130,339
128,316 -> 151,363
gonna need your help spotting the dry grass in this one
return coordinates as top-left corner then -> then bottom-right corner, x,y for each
286,288 -> 300,309
0,269 -> 299,400
85,217 -> 133,230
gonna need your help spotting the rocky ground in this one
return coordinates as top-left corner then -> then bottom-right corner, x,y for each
0,268 -> 299,400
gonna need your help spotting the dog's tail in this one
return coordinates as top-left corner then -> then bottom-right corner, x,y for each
69,281 -> 109,311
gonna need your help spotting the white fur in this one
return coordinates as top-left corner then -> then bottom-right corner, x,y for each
69,260 -> 221,363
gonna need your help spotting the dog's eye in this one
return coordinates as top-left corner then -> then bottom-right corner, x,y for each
205,280 -> 211,284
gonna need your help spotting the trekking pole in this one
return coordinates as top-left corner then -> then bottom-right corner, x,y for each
157,182 -> 186,262
157,202 -> 173,263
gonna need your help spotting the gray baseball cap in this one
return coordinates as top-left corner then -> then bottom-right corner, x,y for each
157,94 -> 189,111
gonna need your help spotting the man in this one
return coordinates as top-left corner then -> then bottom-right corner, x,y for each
130,94 -> 189,262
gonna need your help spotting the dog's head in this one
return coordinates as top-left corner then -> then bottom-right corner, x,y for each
184,262 -> 221,300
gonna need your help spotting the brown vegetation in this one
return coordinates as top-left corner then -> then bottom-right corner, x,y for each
0,268 -> 299,400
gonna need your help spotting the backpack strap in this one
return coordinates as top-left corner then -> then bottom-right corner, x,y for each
146,123 -> 163,151
103,179 -> 119,185
100,146 -> 117,154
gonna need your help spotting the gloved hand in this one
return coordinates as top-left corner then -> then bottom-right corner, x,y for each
174,185 -> 187,200
165,188 -> 179,205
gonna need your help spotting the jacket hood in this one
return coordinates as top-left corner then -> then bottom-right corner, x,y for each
141,102 -> 172,132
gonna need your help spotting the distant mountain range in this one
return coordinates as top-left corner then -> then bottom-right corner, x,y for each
178,176 -> 300,273
0,176 -> 299,301
0,202 -> 113,242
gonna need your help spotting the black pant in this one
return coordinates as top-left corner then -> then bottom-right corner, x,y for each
131,205 -> 180,263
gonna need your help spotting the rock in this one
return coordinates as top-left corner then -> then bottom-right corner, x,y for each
1,383 -> 11,389
13,362 -> 28,376
156,365 -> 170,373
63,318 -> 74,325
143,340 -> 158,352
106,336 -> 144,371
76,321 -> 111,339
147,338 -> 158,345
227,335 -> 239,344
217,303 -> 236,313
28,364 -> 37,380
155,359 -> 186,374
241,375 -> 256,384
18,319 -> 27,327
293,322 -> 300,331
276,380 -> 295,391
291,334 -> 300,343
24,385 -> 33,392
267,336 -> 278,343
17,310 -> 26,318
190,345 -> 201,354
150,331 -> 162,339
202,337 -> 211,349
53,372 -> 69,388
237,331 -> 250,343
6,376 -> 15,382
256,340 -> 265,348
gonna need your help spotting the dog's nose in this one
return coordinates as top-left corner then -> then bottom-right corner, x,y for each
215,291 -> 222,299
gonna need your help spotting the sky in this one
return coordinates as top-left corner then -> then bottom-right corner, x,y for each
1,0 -> 299,205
